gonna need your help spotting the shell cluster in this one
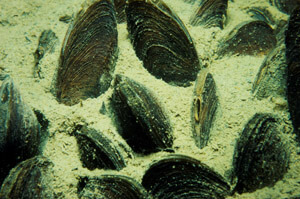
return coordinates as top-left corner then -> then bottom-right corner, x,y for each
0,0 -> 299,198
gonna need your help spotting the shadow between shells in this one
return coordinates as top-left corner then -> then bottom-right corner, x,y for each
0,0 -> 300,198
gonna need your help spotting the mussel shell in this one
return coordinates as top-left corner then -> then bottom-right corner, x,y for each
252,40 -> 287,99
126,0 -> 201,87
142,154 -> 231,199
232,113 -> 290,193
189,0 -> 228,29
218,20 -> 276,57
74,125 -> 127,171
246,7 -> 275,26
285,6 -> 300,139
0,156 -> 54,198
191,69 -> 218,149
111,75 -> 173,154
114,0 -> 127,23
269,0 -> 300,14
0,75 -> 41,185
78,175 -> 149,199
56,0 -> 118,106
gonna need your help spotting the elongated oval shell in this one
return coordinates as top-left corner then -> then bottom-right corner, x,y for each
285,6 -> 300,140
126,0 -> 201,87
74,126 -> 127,171
78,175 -> 149,198
0,75 -> 41,185
232,113 -> 291,193
111,75 -> 173,154
218,20 -> 277,57
56,0 -> 118,106
190,0 -> 228,29
142,154 -> 231,199
252,40 -> 287,99
0,156 -> 54,198
191,69 -> 218,149
114,0 -> 127,23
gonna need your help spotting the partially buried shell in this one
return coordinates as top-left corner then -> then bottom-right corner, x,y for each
0,75 -> 41,186
252,39 -> 287,99
74,125 -> 127,171
126,0 -> 201,87
191,69 -> 218,149
285,6 -> 300,141
111,75 -> 173,154
142,154 -> 231,199
232,113 -> 291,193
0,156 -> 54,198
269,0 -> 300,14
218,20 -> 276,57
189,0 -> 228,29
78,175 -> 149,199
56,0 -> 118,106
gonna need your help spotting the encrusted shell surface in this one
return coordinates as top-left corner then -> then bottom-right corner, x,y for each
252,40 -> 287,99
78,175 -> 150,199
232,113 -> 291,193
191,69 -> 218,149
285,6 -> 300,140
0,156 -> 54,198
142,154 -> 231,199
74,125 -> 127,171
0,75 -> 41,185
126,0 -> 201,87
218,20 -> 277,57
56,0 -> 118,106
189,0 -> 228,29
111,75 -> 173,154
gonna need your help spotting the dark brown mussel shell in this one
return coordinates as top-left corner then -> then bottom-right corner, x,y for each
0,156 -> 54,198
252,40 -> 287,99
78,175 -> 149,199
114,0 -> 127,23
0,75 -> 41,185
191,69 -> 218,149
189,0 -> 228,29
142,154 -> 231,199
285,6 -> 300,140
218,20 -> 276,57
56,0 -> 118,106
232,113 -> 290,193
74,125 -> 127,171
269,0 -> 300,14
111,75 -> 173,154
126,0 -> 201,87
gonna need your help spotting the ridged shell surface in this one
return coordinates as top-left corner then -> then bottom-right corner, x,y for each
142,154 -> 231,199
56,0 -> 118,106
190,0 -> 228,29
111,75 -> 173,154
126,0 -> 201,87
0,75 -> 41,185
232,113 -> 290,193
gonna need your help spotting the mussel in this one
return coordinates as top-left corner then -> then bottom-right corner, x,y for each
56,0 -> 118,106
78,175 -> 149,199
232,113 -> 291,193
252,40 -> 287,99
218,20 -> 277,57
126,0 -> 201,87
285,6 -> 300,140
111,75 -> 173,154
142,154 -> 231,199
269,0 -> 300,14
0,156 -> 54,198
74,125 -> 127,171
191,69 -> 218,149
189,0 -> 228,29
0,75 -> 41,185
114,0 -> 127,23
